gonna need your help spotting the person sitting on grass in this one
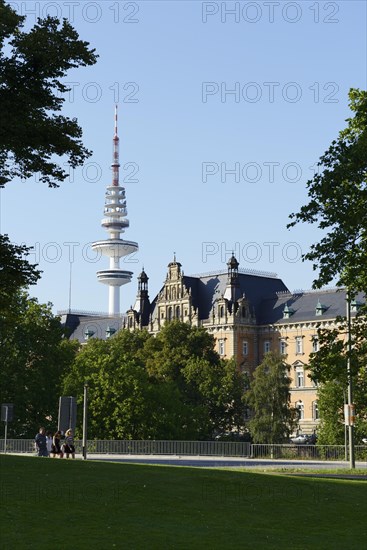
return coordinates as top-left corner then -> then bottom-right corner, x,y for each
63,429 -> 76,459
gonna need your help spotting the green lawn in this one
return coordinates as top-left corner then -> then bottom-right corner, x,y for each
1,455 -> 366,549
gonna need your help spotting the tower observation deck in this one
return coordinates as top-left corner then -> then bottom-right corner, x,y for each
92,106 -> 138,315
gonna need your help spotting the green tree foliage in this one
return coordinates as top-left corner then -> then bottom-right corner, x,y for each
63,336 -> 190,440
0,292 -> 78,437
309,315 -> 367,445
140,321 -> 247,438
0,234 -> 40,316
63,322 -> 247,440
247,352 -> 296,444
316,381 -> 347,446
288,89 -> 367,292
182,357 -> 247,437
0,3 -> 99,438
0,0 -> 98,187
316,375 -> 367,446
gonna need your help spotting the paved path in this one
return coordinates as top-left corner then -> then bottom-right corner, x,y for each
85,454 -> 367,470
7,452 -> 367,471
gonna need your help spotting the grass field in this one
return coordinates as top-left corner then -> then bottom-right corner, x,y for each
1,455 -> 366,549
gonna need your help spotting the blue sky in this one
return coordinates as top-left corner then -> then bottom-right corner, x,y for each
1,0 -> 366,314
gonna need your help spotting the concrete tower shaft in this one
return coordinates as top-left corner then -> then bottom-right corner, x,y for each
91,106 -> 138,315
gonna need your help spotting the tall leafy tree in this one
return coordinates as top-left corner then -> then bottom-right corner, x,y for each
0,291 -> 78,437
63,322 -> 248,440
62,331 -> 198,440
142,321 -> 243,438
247,352 -> 296,444
308,316 -> 367,445
0,0 -> 98,187
143,321 -> 220,383
0,3 -> 100,439
288,89 -> 367,293
183,357 -> 247,437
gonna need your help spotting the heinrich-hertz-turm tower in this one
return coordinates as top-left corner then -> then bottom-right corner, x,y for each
92,106 -> 138,315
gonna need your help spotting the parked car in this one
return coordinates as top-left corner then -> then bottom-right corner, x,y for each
290,434 -> 309,445
290,434 -> 317,445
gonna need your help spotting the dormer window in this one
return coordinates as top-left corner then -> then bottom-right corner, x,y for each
84,328 -> 95,340
315,300 -> 327,316
351,299 -> 362,312
283,303 -> 294,319
106,326 -> 116,338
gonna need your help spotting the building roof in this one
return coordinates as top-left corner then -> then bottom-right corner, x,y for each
191,271 -> 289,320
61,312 -> 125,342
149,269 -> 289,321
257,289 -> 365,325
61,266 -> 365,342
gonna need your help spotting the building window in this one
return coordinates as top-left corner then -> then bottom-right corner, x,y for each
312,337 -> 319,353
264,340 -> 271,353
168,307 -> 172,321
219,305 -> 224,317
296,400 -> 304,420
313,401 -> 319,420
280,339 -> 287,355
295,366 -> 304,388
283,304 -> 294,319
351,299 -> 362,312
242,306 -> 247,318
242,340 -> 248,356
219,339 -> 225,356
84,328 -> 95,340
176,305 -> 181,318
106,326 -> 116,339
295,336 -> 303,354
315,300 -> 326,316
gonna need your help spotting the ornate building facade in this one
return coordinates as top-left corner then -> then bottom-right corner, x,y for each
63,255 -> 364,434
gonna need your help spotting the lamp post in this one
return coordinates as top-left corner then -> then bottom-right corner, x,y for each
342,388 -> 348,462
82,384 -> 88,460
346,293 -> 355,469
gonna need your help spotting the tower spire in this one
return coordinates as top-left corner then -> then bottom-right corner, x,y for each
91,106 -> 139,315
112,104 -> 120,187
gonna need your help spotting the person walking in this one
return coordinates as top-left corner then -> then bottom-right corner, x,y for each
50,430 -> 64,458
63,429 -> 76,459
35,427 -> 48,457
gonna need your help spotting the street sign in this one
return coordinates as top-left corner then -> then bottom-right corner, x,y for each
344,404 -> 355,426
1,403 -> 14,423
58,396 -> 77,433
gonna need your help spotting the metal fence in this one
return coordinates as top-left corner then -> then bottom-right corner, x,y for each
1,439 -> 366,461
0,439 -> 251,457
250,444 -> 367,461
